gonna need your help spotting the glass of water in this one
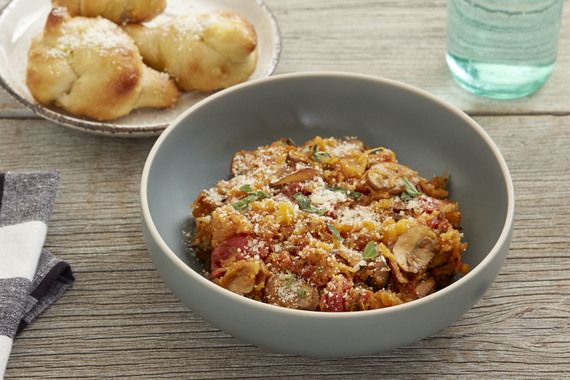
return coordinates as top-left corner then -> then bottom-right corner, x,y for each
446,0 -> 564,99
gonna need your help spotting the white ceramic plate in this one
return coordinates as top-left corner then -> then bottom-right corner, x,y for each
0,0 -> 281,136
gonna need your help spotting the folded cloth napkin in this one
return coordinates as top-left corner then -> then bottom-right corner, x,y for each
0,171 -> 74,378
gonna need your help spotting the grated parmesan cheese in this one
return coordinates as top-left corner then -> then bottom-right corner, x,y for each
330,141 -> 361,157
310,186 -> 347,207
205,188 -> 224,205
232,175 -> 256,189
47,18 -> 133,58
337,206 -> 379,226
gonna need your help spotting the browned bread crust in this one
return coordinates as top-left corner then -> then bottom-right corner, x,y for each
124,11 -> 258,92
26,7 -> 180,121
52,0 -> 166,24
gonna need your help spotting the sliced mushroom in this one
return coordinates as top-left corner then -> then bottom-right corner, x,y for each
270,168 -> 319,187
386,254 -> 408,283
365,162 -> 417,194
286,149 -> 310,164
393,225 -> 437,273
264,272 -> 319,310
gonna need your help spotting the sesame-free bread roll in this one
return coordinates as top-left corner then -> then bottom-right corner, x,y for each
52,0 -> 166,24
26,7 -> 180,121
124,11 -> 258,92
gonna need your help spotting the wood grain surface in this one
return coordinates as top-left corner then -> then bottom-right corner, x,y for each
0,0 -> 569,117
1,0 -> 569,379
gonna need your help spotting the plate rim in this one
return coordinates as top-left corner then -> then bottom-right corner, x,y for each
0,0 -> 282,137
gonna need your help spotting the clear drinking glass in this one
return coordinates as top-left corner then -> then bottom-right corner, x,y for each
446,0 -> 564,99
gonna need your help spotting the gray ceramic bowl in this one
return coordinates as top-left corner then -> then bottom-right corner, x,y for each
141,72 -> 515,358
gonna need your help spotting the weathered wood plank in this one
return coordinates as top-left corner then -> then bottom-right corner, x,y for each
0,0 -> 569,118
0,115 -> 568,379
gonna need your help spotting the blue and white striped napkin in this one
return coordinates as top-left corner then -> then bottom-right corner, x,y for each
0,171 -> 74,378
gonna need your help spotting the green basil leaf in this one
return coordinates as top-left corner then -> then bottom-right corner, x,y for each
293,192 -> 311,209
232,194 -> 258,211
293,192 -> 326,215
346,190 -> 363,200
363,241 -> 379,260
232,188 -> 269,211
312,145 -> 331,162
285,271 -> 296,286
239,184 -> 253,193
402,176 -> 422,198
254,190 -> 269,199
327,224 -> 343,243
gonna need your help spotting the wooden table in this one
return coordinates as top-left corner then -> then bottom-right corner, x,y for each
2,1 -> 569,378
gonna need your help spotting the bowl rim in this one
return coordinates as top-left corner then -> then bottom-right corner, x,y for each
140,71 -> 515,319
